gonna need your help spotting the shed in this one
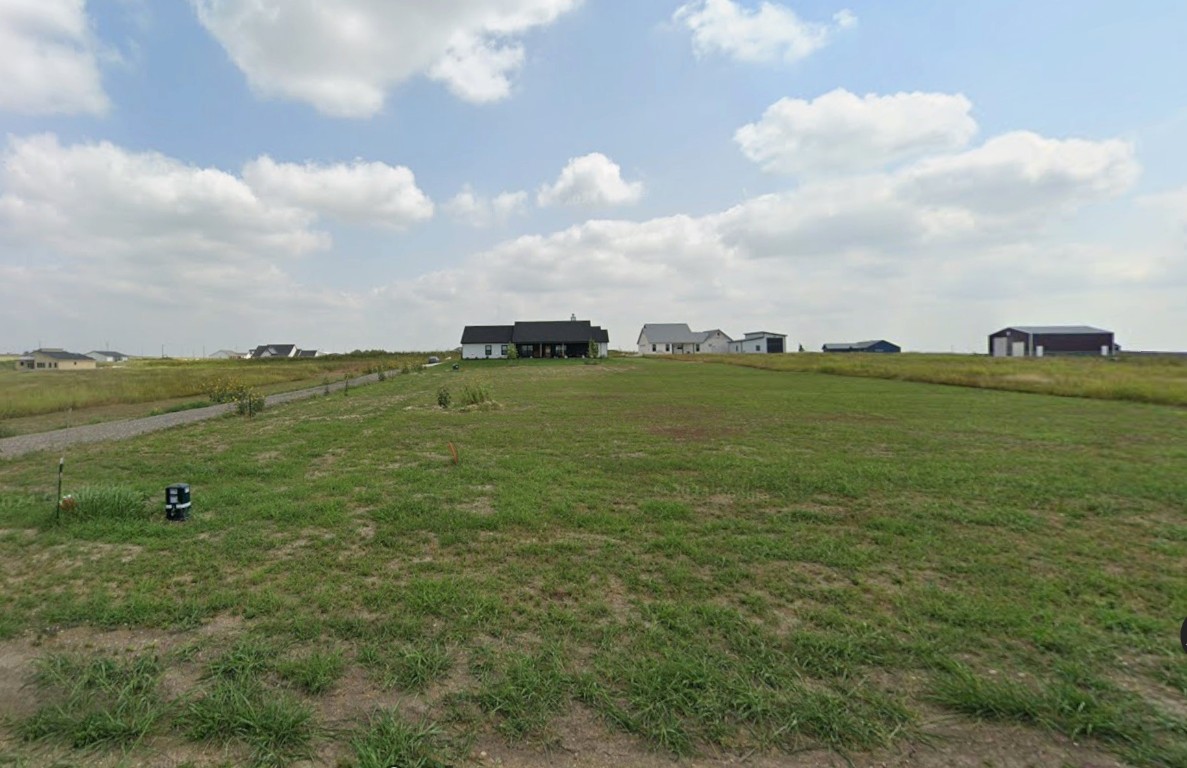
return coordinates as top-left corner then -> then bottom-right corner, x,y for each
729,332 -> 787,354
988,326 -> 1116,358
822,340 -> 901,354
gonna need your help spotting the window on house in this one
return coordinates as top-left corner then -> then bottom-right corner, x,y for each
665,344 -> 670,352
696,344 -> 701,352
651,344 -> 656,352
485,345 -> 492,357
501,345 -> 508,356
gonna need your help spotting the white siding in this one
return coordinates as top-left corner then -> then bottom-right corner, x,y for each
462,343 -> 508,360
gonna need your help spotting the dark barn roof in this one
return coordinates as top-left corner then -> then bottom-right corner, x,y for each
992,326 -> 1111,336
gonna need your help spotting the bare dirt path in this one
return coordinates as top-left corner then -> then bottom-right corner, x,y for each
0,370 -> 389,460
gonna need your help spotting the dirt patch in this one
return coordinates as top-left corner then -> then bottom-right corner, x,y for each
309,447 -> 347,478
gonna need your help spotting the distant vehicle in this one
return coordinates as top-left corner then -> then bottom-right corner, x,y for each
427,356 -> 440,364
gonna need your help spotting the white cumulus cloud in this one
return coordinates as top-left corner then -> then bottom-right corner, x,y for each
0,0 -> 109,115
190,0 -> 582,117
242,156 -> 434,229
538,153 -> 643,207
673,0 -> 855,64
444,185 -> 528,227
735,89 -> 978,175
0,134 -> 325,260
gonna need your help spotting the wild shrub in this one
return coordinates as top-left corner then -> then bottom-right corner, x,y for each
436,387 -> 451,409
459,384 -> 492,407
203,376 -> 247,404
235,390 -> 265,416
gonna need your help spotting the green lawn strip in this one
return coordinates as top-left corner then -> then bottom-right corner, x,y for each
0,359 -> 1184,762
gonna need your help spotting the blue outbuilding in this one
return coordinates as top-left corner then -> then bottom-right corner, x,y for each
822,340 -> 901,354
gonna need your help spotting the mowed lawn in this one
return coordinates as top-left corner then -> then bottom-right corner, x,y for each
0,359 -> 1185,767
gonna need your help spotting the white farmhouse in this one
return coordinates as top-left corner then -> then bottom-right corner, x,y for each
637,324 -> 733,355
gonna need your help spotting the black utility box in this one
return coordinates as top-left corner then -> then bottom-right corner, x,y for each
166,483 -> 191,522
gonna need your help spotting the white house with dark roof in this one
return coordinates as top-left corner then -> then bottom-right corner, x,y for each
637,324 -> 732,355
461,319 -> 609,360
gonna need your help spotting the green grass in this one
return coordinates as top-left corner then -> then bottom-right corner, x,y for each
678,351 -> 1187,406
17,652 -> 167,750
1,357 -> 1185,764
349,711 -> 464,768
60,485 -> 146,522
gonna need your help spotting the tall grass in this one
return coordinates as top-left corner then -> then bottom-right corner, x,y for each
0,352 -> 442,420
63,486 -> 146,521
677,353 -> 1187,406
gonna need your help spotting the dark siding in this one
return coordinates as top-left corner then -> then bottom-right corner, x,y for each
766,337 -> 784,353
1033,332 -> 1114,355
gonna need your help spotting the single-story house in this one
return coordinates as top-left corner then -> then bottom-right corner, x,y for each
86,350 -> 129,363
249,344 -> 299,359
208,349 -> 247,359
729,332 -> 787,354
16,348 -> 98,371
460,319 -> 610,360
637,324 -> 732,355
822,340 -> 901,354
988,326 -> 1116,357
295,349 -> 319,358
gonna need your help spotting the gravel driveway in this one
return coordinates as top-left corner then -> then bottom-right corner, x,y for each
0,370 -> 387,461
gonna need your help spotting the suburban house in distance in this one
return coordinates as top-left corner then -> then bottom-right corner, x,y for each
729,332 -> 787,354
460,319 -> 609,359
208,349 -> 247,359
16,348 -> 98,371
822,340 -> 901,354
86,350 -> 129,363
248,344 -> 318,359
988,326 -> 1116,357
637,324 -> 732,355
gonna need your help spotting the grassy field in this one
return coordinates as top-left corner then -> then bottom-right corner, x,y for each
0,353 -> 439,435
671,352 -> 1187,407
0,359 -> 1184,766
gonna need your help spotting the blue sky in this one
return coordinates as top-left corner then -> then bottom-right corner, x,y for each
1,0 -> 1185,355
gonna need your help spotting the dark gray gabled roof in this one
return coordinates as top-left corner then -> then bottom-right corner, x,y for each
592,326 -> 609,343
461,325 -> 514,344
998,326 -> 1111,336
25,348 -> 94,361
250,344 -> 297,358
512,320 -> 596,344
87,350 -> 127,358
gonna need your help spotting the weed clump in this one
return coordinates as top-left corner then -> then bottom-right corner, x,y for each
61,486 -> 145,521
19,652 -> 167,749
459,383 -> 493,407
436,387 -> 452,409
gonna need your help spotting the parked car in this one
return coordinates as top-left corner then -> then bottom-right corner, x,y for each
427,356 -> 440,364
